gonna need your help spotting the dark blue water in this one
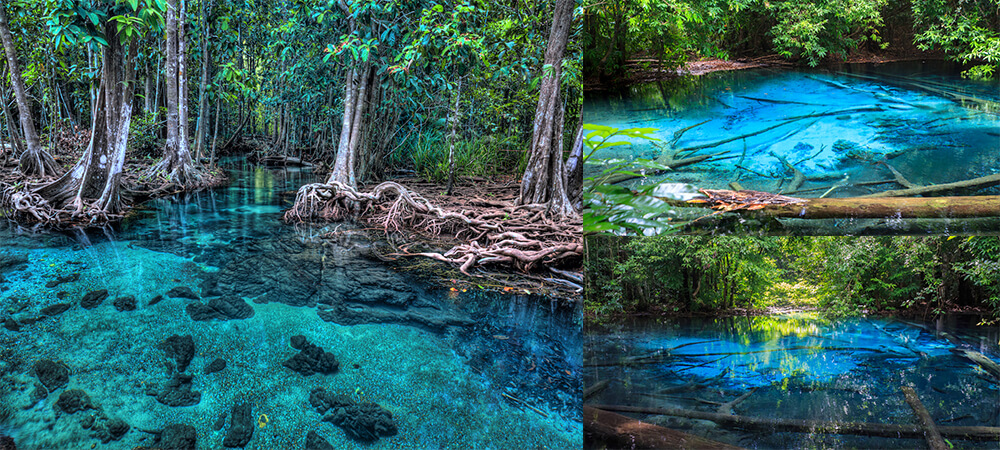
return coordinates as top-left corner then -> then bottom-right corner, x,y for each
585,313 -> 1000,448
585,61 -> 1000,198
0,164 -> 581,449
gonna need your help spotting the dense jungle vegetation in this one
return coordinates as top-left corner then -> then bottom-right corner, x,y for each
0,0 -> 584,279
584,0 -> 1000,80
585,236 -> 1000,321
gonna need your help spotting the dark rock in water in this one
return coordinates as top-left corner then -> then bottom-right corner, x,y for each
113,296 -> 137,312
81,290 -> 109,309
56,291 -> 68,299
154,374 -> 202,407
148,295 -> 164,306
40,303 -> 71,316
157,423 -> 197,449
304,431 -> 334,450
310,388 -> 397,441
203,358 -> 227,375
55,389 -> 95,413
213,411 -> 227,431
16,316 -> 41,326
283,337 -> 338,376
33,359 -> 69,390
167,286 -> 199,300
0,434 -> 15,450
186,296 -> 254,321
222,402 -> 253,448
89,415 -> 129,443
30,382 -> 48,402
289,335 -> 308,350
309,388 -> 352,414
323,402 -> 398,442
45,273 -> 80,288
3,317 -> 20,332
0,254 -> 27,272
200,275 -> 223,297
316,304 -> 473,332
159,335 -> 195,372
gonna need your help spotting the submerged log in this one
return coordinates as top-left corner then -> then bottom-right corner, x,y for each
583,406 -> 744,450
950,348 -> 1000,380
759,196 -> 1000,219
861,173 -> 1000,198
901,386 -> 948,450
589,404 -> 1000,441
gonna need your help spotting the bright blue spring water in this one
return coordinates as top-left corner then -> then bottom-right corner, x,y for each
584,61 -> 1000,198
0,163 -> 581,449
585,313 -> 1000,449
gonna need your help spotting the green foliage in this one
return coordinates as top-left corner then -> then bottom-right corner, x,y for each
583,124 -> 689,236
587,236 -> 1000,321
912,0 -> 999,79
128,107 -> 165,158
407,131 -> 525,183
769,0 -> 887,67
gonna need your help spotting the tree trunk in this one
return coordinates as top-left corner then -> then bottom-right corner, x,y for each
0,4 -> 57,177
31,24 -> 137,216
151,0 -> 201,186
194,0 -> 210,160
446,74 -> 462,196
328,65 -> 371,187
518,0 -> 576,217
565,120 -> 583,207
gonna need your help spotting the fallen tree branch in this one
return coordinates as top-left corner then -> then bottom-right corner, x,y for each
584,406 -> 743,450
588,404 -> 1000,440
861,173 -> 1000,198
901,385 -> 948,450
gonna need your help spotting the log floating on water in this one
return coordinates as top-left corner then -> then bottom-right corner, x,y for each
589,404 -> 1000,441
761,196 -> 1000,219
584,406 -> 745,450
950,348 -> 1000,380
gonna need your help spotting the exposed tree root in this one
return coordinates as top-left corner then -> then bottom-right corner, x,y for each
284,180 -> 582,277
18,148 -> 60,178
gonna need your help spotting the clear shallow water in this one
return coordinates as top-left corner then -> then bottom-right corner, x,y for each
585,61 -> 1000,198
0,164 -> 581,449
584,313 -> 1000,449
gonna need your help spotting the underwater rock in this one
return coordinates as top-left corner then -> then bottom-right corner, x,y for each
213,411 -> 227,430
203,358 -> 227,375
200,275 -> 223,297
33,359 -> 69,391
55,389 -> 95,413
30,382 -> 48,402
316,305 -> 473,332
154,374 -> 202,407
156,423 -> 197,449
148,295 -> 164,306
84,413 -> 129,443
309,388 -> 397,442
283,336 -> 339,376
0,434 -> 14,450
167,286 -> 199,300
0,254 -> 27,272
39,303 -> 71,316
80,290 -> 109,309
222,402 -> 253,448
158,335 -> 195,372
186,296 -> 254,321
45,273 -> 79,288
2,317 -> 19,332
304,431 -> 334,450
113,296 -> 137,312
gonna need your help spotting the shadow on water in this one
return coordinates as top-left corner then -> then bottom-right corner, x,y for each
584,312 -> 1000,449
0,162 -> 581,449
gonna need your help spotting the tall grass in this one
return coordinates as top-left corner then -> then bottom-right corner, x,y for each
404,131 -> 528,183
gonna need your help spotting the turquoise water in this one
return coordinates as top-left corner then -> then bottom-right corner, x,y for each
585,61 -> 1000,198
584,313 -> 1000,448
0,164 -> 581,449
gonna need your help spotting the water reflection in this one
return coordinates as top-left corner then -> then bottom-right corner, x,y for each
585,313 -> 1000,448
